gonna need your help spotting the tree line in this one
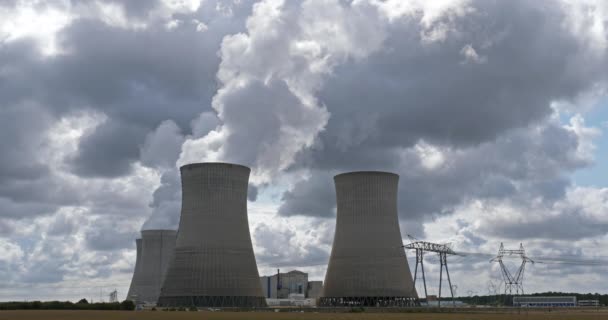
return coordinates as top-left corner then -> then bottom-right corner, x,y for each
0,299 -> 135,310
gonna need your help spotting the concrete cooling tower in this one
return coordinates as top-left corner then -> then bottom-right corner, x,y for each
126,238 -> 142,301
128,230 -> 177,304
320,171 -> 418,307
157,163 -> 266,308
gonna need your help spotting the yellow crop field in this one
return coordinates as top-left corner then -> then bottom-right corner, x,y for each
0,310 -> 607,320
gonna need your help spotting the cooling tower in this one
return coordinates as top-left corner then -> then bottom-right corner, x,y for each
320,171 -> 418,307
157,163 -> 266,308
126,238 -> 142,301
129,230 -> 177,304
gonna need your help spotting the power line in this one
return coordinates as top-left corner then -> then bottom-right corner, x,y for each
455,251 -> 606,266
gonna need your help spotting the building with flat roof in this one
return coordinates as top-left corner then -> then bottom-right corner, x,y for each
260,270 -> 307,299
259,270 -> 324,302
307,281 -> 323,299
513,296 -> 576,307
578,300 -> 600,307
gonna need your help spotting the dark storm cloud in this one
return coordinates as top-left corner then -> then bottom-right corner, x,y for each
0,220 -> 14,236
20,260 -> 66,284
280,121 -> 587,224
0,198 -> 56,219
0,0 -> 258,297
0,0 -> 254,227
314,0 -> 602,151
489,213 -> 608,240
0,0 -> 607,299
0,103 -> 52,181
481,206 -> 608,240
0,103 -> 70,215
1,1 -> 252,178
393,124 -> 583,220
69,120 -> 148,177
278,0 -> 607,234
51,19 -> 218,121
254,221 -> 330,268
116,1 -> 160,18
279,173 -> 335,217
53,18 -> 220,176
85,218 -> 140,251
47,213 -> 79,236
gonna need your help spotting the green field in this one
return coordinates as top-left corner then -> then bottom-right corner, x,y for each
1,309 -> 607,320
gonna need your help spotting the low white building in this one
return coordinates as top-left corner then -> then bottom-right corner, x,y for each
260,270 -> 323,301
260,270 -> 308,299
578,300 -> 600,307
513,296 -> 576,307
266,297 -> 316,307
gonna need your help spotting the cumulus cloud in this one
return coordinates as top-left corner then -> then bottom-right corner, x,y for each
0,0 -> 608,301
179,0 -> 405,182
278,0 -> 608,227
140,120 -> 185,169
279,173 -> 335,217
69,119 -> 148,177
478,186 -> 608,240
0,0 -> 254,298
460,44 -> 486,64
142,168 -> 181,230
250,213 -> 334,279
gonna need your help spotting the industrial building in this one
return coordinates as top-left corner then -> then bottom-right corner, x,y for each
265,294 -> 316,307
157,163 -> 266,308
320,171 -> 418,307
127,230 -> 176,304
307,281 -> 323,299
513,296 -> 577,307
260,270 -> 307,299
126,238 -> 142,301
578,300 -> 600,307
259,270 -> 323,299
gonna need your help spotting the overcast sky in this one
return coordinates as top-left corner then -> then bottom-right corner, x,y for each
1,0 -> 607,302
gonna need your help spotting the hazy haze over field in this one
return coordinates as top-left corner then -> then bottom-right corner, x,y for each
0,0 -> 607,301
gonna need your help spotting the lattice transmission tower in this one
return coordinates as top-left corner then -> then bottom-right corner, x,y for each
108,289 -> 118,303
403,235 -> 461,307
490,243 -> 534,295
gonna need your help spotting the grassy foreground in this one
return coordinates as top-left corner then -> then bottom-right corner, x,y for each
0,309 -> 607,320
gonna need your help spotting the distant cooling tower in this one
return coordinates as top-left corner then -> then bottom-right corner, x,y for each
320,171 -> 418,307
128,230 -> 177,304
126,238 -> 142,301
157,163 -> 266,308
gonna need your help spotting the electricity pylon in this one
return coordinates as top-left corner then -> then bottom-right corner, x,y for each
490,243 -> 534,296
403,235 -> 461,308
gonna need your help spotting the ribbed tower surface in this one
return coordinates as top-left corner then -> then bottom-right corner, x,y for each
130,230 -> 177,304
321,171 -> 417,306
126,238 -> 142,301
157,163 -> 266,308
